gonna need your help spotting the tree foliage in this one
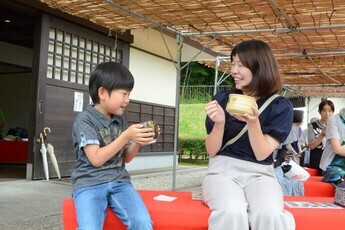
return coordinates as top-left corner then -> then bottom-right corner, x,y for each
181,61 -> 234,86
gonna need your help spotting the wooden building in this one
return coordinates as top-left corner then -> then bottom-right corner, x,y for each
0,0 -> 214,180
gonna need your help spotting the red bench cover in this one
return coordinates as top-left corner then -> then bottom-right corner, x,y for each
0,141 -> 27,163
284,196 -> 345,230
303,176 -> 335,197
303,168 -> 319,176
63,190 -> 344,230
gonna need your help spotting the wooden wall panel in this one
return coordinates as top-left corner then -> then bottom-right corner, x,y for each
126,101 -> 175,153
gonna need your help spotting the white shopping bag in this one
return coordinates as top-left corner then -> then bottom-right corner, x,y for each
283,159 -> 310,181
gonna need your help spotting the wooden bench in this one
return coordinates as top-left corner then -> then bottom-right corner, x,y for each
63,190 -> 344,230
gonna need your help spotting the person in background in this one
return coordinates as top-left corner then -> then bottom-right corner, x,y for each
319,107 -> 345,173
71,62 -> 154,230
0,110 -> 5,139
274,110 -> 303,167
299,117 -> 318,167
273,110 -> 309,196
307,100 -> 335,174
203,40 -> 295,230
282,109 -> 305,165
274,160 -> 305,196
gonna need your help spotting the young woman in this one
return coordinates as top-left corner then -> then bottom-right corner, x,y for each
320,107 -> 345,174
202,40 -> 295,230
307,100 -> 335,174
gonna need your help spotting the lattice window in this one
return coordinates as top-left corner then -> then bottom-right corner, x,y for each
47,28 -> 123,85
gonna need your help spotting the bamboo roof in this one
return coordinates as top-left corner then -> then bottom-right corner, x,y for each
39,0 -> 345,97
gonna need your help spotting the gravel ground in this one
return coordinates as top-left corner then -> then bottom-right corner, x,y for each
0,214 -> 63,230
131,167 -> 206,196
0,167 -> 206,230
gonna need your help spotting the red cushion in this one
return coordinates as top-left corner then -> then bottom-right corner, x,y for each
303,176 -> 335,197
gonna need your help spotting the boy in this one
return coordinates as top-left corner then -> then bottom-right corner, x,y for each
71,62 -> 153,229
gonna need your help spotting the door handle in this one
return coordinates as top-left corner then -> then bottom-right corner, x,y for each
39,100 -> 43,114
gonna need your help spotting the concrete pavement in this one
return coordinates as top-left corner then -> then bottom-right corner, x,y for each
0,180 -> 72,229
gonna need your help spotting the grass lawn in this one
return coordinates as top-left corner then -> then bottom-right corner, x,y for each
178,103 -> 209,166
179,103 -> 207,139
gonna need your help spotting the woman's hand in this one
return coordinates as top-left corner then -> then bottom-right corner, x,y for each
232,104 -> 259,124
205,100 -> 225,156
205,100 -> 225,125
320,127 -> 326,137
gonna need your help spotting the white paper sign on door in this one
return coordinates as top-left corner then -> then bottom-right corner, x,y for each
74,92 -> 83,112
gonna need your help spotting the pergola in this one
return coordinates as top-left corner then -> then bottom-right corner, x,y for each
37,0 -> 345,189
39,0 -> 345,98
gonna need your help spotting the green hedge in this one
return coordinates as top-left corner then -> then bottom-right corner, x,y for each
178,137 -> 208,162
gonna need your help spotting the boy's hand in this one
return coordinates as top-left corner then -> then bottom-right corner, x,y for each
125,124 -> 156,145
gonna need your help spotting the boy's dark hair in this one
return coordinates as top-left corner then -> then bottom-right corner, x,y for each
319,99 -> 335,113
293,110 -> 304,123
89,62 -> 134,104
230,40 -> 282,97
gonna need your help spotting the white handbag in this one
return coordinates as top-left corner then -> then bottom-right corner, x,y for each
283,159 -> 310,181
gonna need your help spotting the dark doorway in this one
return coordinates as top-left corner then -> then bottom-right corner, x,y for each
0,2 -> 36,180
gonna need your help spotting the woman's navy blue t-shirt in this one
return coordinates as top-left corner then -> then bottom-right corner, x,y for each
205,89 -> 293,165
